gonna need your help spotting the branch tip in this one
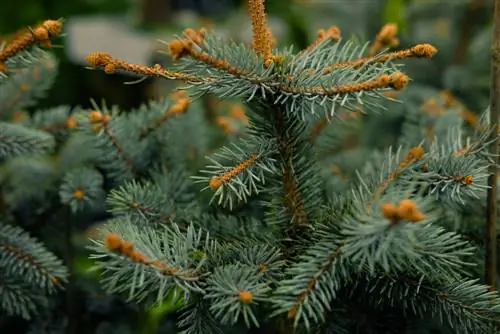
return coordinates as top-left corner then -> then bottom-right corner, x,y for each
248,0 -> 273,58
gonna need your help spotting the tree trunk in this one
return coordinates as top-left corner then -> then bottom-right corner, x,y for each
486,0 -> 500,291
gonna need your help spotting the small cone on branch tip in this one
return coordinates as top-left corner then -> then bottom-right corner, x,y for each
85,52 -> 112,68
42,20 -> 63,36
169,39 -> 192,60
89,111 -> 104,123
66,117 -> 77,129
380,23 -> 398,38
131,251 -> 148,263
183,28 -> 206,45
397,199 -> 425,223
381,202 -> 398,220
407,211 -> 425,223
104,233 -> 122,251
378,74 -> 391,86
413,43 -> 438,58
171,90 -> 187,100
397,199 -> 418,218
408,146 -> 425,159
389,73 -> 409,90
104,63 -> 116,74
72,189 -> 85,200
33,27 -> 49,42
318,26 -> 341,40
209,177 -> 222,190
239,291 -> 253,304
376,23 -> 399,47
121,241 -> 134,256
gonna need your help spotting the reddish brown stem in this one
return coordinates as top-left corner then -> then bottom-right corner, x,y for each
486,0 -> 500,291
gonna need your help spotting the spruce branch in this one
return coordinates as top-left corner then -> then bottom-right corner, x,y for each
88,32 -> 427,120
59,166 -> 105,213
426,279 -> 500,332
103,232 -> 200,281
139,96 -> 190,139
149,167 -> 197,205
0,49 -> 58,117
271,238 -> 346,330
77,1 -> 500,332
443,119 -> 496,161
277,72 -> 409,96
89,221 -> 214,303
74,107 -> 151,183
341,196 -> 475,277
0,223 -> 68,292
0,19 -> 63,73
257,103 -> 323,233
322,43 -> 438,74
361,274 -> 500,332
88,110 -> 134,170
85,52 -> 209,83
29,106 -> 76,139
190,213 -> 275,243
166,32 -> 277,93
0,122 -> 55,159
106,179 -> 177,225
400,152 -> 490,207
227,243 -> 286,282
310,109 -> 360,144
0,271 -> 48,319
369,23 -> 399,56
205,264 -> 272,328
373,146 -> 425,202
193,138 -> 279,209
416,90 -> 483,133
177,298 -> 224,334
169,36 -> 256,78
279,40 -> 416,119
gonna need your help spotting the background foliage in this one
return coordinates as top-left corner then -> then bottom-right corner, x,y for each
0,0 -> 498,333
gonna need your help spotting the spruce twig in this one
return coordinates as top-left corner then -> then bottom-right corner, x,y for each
486,0 -> 500,291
